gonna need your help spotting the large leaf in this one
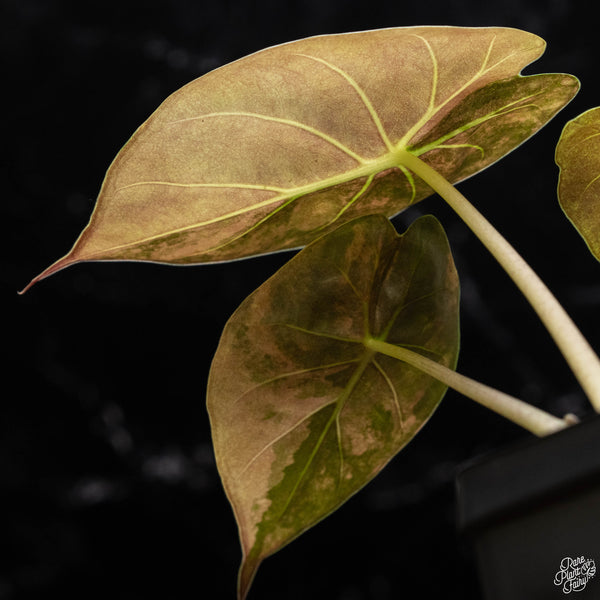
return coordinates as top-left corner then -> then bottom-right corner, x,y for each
556,106 -> 600,261
207,214 -> 459,599
25,26 -> 578,291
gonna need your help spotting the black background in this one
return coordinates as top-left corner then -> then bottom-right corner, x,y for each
5,1 -> 600,599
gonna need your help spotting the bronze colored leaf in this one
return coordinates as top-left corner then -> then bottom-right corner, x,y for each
556,106 -> 600,261
207,214 -> 459,598
24,26 -> 578,291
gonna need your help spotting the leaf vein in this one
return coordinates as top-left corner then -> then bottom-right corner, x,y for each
372,359 -> 404,429
398,34 -> 520,148
232,359 -> 360,406
238,402 -> 337,476
295,53 -> 395,152
167,111 -> 366,163
116,181 -> 289,193
276,353 -> 373,518
282,323 -> 362,345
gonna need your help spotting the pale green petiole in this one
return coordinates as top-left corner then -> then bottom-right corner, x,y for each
395,148 -> 600,414
365,338 -> 570,437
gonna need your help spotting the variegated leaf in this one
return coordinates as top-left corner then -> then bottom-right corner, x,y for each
207,214 -> 459,598
556,106 -> 600,261
24,26 -> 577,291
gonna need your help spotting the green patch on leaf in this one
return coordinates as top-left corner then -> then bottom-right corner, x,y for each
206,214 -> 460,599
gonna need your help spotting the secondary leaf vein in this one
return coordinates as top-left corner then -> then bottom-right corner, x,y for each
295,53 -> 395,152
372,359 -> 404,429
167,111 -> 366,163
233,359 -> 362,406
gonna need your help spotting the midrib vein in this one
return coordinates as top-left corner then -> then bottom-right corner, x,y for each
276,351 -> 374,519
80,153 -> 402,260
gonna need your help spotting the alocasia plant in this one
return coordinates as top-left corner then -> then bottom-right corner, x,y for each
21,26 -> 600,598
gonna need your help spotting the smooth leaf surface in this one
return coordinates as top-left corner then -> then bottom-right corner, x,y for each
556,106 -> 600,261
25,26 -> 578,291
207,214 -> 460,599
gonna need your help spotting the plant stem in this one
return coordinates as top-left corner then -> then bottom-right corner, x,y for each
365,338 -> 569,436
396,148 -> 600,413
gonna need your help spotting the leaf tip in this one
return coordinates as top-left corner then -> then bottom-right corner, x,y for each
19,254 -> 79,295
237,555 -> 262,600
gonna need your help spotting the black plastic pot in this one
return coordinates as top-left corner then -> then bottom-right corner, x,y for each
456,415 -> 600,600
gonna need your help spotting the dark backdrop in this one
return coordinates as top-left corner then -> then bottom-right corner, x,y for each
5,1 -> 600,599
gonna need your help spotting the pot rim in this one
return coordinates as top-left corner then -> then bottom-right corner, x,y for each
455,413 -> 600,534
